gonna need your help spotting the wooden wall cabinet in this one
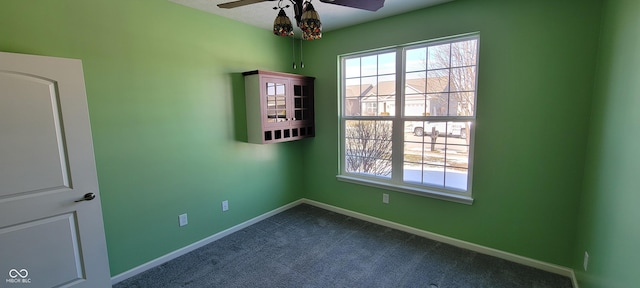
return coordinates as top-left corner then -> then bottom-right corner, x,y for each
243,70 -> 315,144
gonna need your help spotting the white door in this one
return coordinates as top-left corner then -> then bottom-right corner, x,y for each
0,52 -> 111,287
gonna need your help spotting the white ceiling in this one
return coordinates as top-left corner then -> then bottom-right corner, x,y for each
170,0 -> 453,34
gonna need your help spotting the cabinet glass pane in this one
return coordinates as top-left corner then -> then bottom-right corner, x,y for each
266,81 -> 287,122
294,84 -> 310,97
267,82 -> 286,96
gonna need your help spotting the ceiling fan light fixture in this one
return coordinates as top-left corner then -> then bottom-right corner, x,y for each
273,8 -> 294,37
300,1 -> 322,40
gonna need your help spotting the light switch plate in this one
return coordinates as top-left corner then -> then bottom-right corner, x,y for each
179,213 -> 188,227
583,251 -> 589,271
222,200 -> 229,212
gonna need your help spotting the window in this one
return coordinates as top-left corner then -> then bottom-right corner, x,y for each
338,34 -> 479,204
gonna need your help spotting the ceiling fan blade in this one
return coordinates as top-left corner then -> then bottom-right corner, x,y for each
319,0 -> 384,12
217,0 -> 274,9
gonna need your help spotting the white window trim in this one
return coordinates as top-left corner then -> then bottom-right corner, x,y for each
336,175 -> 474,204
337,33 -> 479,205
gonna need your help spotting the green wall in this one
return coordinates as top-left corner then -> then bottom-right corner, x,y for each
574,0 -> 640,287
6,0 -> 637,284
0,0 -> 304,275
302,0 -> 602,266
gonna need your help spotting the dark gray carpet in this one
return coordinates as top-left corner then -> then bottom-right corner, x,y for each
114,204 -> 573,288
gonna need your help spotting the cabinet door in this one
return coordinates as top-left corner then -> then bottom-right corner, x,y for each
261,76 -> 291,129
290,78 -> 313,125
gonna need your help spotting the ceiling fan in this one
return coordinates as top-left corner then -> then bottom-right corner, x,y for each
217,0 -> 384,12
217,0 -> 385,40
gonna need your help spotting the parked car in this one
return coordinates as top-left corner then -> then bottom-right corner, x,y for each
409,122 -> 467,139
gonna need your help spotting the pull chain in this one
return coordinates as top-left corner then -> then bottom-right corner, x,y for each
292,37 -> 297,69
300,39 -> 304,69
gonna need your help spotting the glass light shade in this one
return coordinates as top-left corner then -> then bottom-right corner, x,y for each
273,8 -> 294,37
300,2 -> 322,40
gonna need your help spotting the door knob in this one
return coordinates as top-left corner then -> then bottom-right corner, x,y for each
74,193 -> 96,202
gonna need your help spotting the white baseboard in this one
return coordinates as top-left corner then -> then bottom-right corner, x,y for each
110,199 -> 304,285
300,199 -> 579,288
111,198 -> 578,287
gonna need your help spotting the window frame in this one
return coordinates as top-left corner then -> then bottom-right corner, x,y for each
337,33 -> 479,205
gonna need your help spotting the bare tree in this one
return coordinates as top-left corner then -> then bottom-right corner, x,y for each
452,40 -> 477,119
345,121 -> 392,176
420,39 -> 477,146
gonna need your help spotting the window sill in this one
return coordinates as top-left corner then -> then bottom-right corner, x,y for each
336,175 -> 474,205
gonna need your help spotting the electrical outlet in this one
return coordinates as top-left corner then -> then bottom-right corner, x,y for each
382,193 -> 389,204
583,251 -> 589,271
179,213 -> 188,227
222,200 -> 229,212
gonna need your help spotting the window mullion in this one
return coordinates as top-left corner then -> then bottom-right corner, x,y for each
391,47 -> 405,184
